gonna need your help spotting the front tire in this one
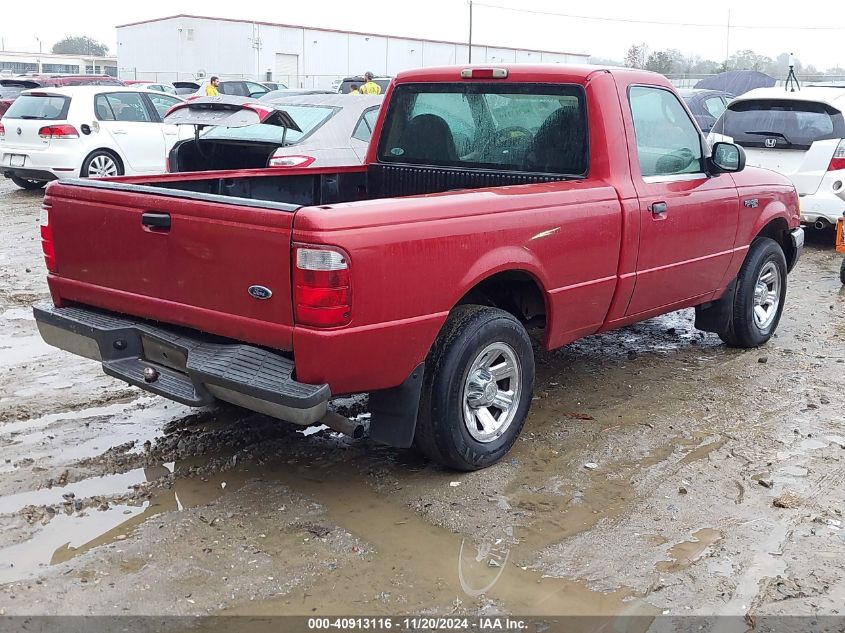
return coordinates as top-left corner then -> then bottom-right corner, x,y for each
10,175 -> 46,190
415,305 -> 535,471
719,237 -> 787,348
81,150 -> 123,178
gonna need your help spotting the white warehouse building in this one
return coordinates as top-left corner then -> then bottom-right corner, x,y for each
116,14 -> 589,89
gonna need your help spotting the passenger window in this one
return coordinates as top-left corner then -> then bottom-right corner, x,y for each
703,96 -> 727,119
105,93 -> 152,123
147,94 -> 180,119
629,86 -> 703,178
352,108 -> 380,142
221,82 -> 247,96
95,95 -> 115,120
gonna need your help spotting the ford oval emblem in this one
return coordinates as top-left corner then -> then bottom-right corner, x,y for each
248,285 -> 272,300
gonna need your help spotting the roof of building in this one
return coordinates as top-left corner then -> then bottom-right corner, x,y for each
115,14 -> 588,58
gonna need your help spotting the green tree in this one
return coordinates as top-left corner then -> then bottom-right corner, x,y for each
624,44 -> 649,69
645,51 -> 674,75
51,36 -> 109,56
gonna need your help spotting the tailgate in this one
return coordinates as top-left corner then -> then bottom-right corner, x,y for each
45,181 -> 297,350
743,140 -> 839,196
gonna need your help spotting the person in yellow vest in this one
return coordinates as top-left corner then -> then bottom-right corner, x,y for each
205,76 -> 220,97
349,83 -> 361,95
360,72 -> 382,95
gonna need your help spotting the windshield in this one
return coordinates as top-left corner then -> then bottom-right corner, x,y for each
377,83 -> 588,175
202,105 -> 336,144
713,98 -> 845,150
4,95 -> 70,120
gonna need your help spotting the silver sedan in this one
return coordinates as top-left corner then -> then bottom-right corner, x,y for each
166,93 -> 383,172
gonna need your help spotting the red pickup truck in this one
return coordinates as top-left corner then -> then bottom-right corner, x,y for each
34,65 -> 803,470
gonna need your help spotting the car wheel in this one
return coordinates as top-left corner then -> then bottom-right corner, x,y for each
414,305 -> 535,471
840,257 -> 845,285
81,151 -> 123,178
719,237 -> 787,348
9,175 -> 46,190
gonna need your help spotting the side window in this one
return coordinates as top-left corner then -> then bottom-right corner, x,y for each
629,86 -> 703,178
245,82 -> 268,97
221,82 -> 247,97
105,93 -> 153,122
352,108 -> 380,142
703,96 -> 727,119
147,94 -> 181,119
95,95 -> 115,120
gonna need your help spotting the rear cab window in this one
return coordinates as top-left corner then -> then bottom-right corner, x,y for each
376,83 -> 588,175
713,99 -> 845,150
4,94 -> 70,120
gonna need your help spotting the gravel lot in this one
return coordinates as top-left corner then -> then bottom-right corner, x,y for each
1,176 -> 844,626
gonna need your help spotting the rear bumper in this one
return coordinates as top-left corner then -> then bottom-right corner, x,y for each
33,304 -> 330,425
799,174 -> 845,225
3,168 -> 59,182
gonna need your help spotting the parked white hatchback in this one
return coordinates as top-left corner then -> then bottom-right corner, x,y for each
0,86 -> 183,189
709,86 -> 845,228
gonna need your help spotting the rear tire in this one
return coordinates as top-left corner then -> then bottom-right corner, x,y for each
840,258 -> 845,285
10,175 -> 46,190
719,237 -> 787,348
415,305 -> 535,471
81,150 -> 123,178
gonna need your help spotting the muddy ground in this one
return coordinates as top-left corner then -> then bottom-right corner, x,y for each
0,177 -> 844,629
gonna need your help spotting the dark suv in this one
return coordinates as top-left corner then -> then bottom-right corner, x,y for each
0,75 -> 123,116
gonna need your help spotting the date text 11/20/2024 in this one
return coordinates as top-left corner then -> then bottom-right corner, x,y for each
307,617 -> 528,630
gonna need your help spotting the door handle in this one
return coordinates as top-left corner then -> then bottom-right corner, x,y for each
650,201 -> 668,215
113,129 -> 127,135
142,212 -> 171,231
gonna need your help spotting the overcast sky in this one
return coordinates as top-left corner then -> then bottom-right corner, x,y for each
2,0 -> 844,72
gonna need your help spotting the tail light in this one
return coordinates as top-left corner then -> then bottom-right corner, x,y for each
268,155 -> 315,168
40,200 -> 57,273
38,125 -> 79,139
0,123 -> 5,137
828,140 -> 845,172
293,246 -> 351,327
165,155 -> 171,173
460,68 -> 508,79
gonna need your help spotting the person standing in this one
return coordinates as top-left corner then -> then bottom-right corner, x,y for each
349,83 -> 361,95
205,76 -> 220,96
360,72 -> 382,95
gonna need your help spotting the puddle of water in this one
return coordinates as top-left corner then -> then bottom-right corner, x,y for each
0,463 -> 247,583
1,397 -> 193,467
224,464 -> 658,621
1,308 -> 34,321
0,333 -> 54,370
656,528 -> 722,573
680,437 -> 728,465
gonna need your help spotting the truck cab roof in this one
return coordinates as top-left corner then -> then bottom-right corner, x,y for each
392,63 -> 667,86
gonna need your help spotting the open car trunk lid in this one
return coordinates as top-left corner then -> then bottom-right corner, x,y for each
163,95 -> 302,131
44,179 -> 299,351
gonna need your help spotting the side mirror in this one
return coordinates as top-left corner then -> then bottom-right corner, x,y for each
710,141 -> 745,173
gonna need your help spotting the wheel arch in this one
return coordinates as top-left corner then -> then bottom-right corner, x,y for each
754,216 -> 795,271
81,147 -> 125,177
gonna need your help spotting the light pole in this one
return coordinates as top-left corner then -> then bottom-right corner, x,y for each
468,1 -> 474,63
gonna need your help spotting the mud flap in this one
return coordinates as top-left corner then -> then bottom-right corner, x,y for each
694,279 -> 737,334
368,363 -> 425,448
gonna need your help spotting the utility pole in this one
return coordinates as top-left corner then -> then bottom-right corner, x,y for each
725,9 -> 731,69
468,0 -> 473,63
